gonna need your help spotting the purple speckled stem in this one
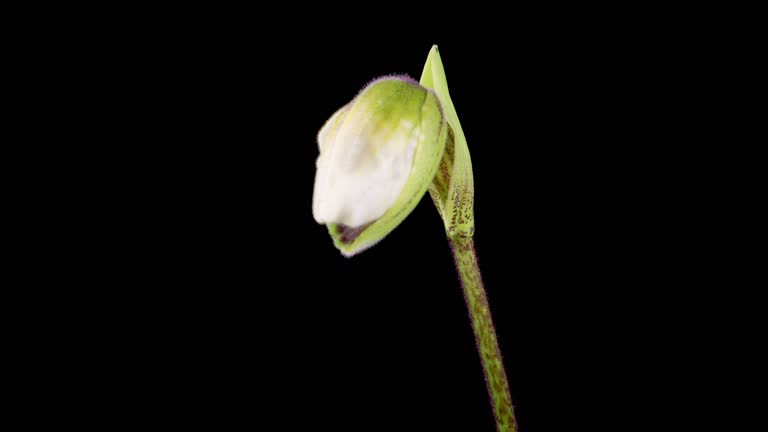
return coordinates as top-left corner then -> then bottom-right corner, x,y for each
450,237 -> 517,432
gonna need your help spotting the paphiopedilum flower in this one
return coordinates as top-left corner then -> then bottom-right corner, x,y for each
312,75 -> 447,256
311,46 -> 516,431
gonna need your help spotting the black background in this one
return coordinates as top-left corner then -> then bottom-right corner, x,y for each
80,13 -> 706,431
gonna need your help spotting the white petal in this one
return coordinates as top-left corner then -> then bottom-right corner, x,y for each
312,103 -> 420,228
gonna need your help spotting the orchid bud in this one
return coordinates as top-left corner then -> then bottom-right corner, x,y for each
312,48 -> 514,431
312,76 -> 447,256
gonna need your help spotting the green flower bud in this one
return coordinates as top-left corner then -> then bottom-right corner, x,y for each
312,76 -> 447,256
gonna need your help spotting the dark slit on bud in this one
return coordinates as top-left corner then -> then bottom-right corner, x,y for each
336,223 -> 372,244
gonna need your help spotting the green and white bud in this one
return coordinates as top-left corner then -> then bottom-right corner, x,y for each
312,76 -> 447,256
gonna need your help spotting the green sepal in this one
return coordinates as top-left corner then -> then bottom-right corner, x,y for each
420,46 -> 475,239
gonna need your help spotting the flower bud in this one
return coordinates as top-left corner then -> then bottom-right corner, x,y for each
312,76 -> 447,256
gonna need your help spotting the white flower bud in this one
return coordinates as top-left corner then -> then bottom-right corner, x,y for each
313,77 -> 430,227
312,76 -> 447,256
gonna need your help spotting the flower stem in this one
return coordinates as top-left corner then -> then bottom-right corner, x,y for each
449,237 -> 517,432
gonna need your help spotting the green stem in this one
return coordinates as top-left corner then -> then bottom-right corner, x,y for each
449,237 -> 517,432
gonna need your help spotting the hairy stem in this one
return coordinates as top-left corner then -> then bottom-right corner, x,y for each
450,237 -> 517,432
